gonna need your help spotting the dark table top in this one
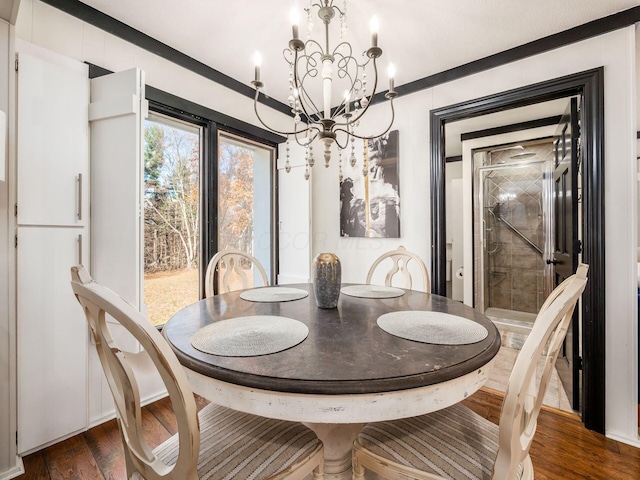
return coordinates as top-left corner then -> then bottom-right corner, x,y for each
163,284 -> 501,395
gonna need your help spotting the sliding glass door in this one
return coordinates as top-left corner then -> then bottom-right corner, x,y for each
143,112 -> 201,326
217,132 -> 276,292
142,107 -> 278,322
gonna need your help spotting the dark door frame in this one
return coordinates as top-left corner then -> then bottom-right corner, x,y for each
430,68 -> 604,432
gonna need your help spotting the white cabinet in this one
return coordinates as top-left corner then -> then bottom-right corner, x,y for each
15,44 -> 162,449
15,47 -> 89,454
16,227 -> 88,453
16,52 -> 88,227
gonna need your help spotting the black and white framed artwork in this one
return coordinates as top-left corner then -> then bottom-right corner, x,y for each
340,130 -> 400,238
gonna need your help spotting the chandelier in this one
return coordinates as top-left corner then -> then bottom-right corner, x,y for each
251,0 -> 398,180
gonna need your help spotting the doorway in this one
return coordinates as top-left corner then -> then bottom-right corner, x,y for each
430,69 -> 605,432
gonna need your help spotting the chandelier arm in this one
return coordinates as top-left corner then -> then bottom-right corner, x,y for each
331,3 -> 345,17
252,89 -> 313,136
334,98 -> 395,141
308,2 -> 325,12
333,132 -> 350,150
303,39 -> 325,57
334,57 -> 358,81
294,57 -> 323,120
292,49 -> 326,125
292,127 -> 320,148
330,64 -> 356,121
346,56 -> 380,125
297,83 -> 324,123
331,61 -> 372,126
332,41 -> 354,60
332,48 -> 360,93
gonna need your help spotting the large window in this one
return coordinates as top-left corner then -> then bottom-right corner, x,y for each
217,132 -> 276,292
143,112 -> 202,326
142,105 -> 278,325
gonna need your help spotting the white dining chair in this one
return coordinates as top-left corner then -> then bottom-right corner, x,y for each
205,248 -> 269,297
352,263 -> 589,480
366,245 -> 430,292
70,265 -> 324,480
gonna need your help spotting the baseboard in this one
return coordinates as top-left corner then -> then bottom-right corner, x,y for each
606,431 -> 640,448
88,390 -> 168,429
479,387 -> 580,420
0,456 -> 24,480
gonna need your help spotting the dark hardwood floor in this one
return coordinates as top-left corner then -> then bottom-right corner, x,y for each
15,388 -> 640,479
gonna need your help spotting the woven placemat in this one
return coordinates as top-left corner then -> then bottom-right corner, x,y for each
377,311 -> 488,345
190,316 -> 308,356
240,286 -> 309,302
340,284 -> 405,299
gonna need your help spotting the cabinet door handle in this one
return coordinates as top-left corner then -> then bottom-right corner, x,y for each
77,173 -> 83,221
77,234 -> 83,265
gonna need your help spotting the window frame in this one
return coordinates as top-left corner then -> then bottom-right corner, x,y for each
146,99 -> 281,299
89,64 -> 283,299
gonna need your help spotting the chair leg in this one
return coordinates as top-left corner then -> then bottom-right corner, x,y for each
352,450 -> 366,480
123,447 -> 138,479
312,461 -> 324,479
119,428 -> 139,480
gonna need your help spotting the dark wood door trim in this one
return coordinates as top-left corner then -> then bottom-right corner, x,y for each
430,68 -> 605,433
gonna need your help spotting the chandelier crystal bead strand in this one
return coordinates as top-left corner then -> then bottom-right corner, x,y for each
251,0 -> 398,179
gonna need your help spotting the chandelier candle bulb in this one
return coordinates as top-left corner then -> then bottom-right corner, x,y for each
370,15 -> 379,47
344,90 -> 350,114
253,51 -> 262,83
388,63 -> 396,93
290,7 -> 300,40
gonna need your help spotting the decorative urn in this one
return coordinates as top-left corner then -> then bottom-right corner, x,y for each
312,253 -> 341,308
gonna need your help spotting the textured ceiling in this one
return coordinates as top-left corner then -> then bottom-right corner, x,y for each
78,0 -> 639,106
75,1 -> 637,155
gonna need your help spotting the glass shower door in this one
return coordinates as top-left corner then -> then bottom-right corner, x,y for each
476,160 -> 550,320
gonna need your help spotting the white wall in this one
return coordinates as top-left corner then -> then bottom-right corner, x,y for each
277,141 -> 311,284
14,0 -> 291,132
312,27 -> 639,446
311,93 -> 431,284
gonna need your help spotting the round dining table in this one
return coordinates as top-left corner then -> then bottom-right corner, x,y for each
163,284 -> 501,480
